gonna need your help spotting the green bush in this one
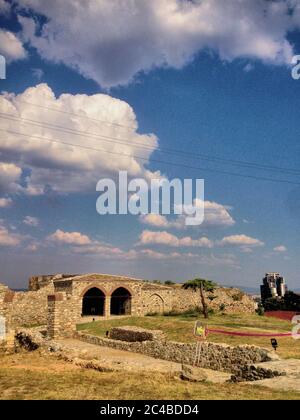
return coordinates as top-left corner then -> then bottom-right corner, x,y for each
164,280 -> 175,286
256,303 -> 265,316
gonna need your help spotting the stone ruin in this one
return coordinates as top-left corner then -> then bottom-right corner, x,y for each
0,273 -> 257,340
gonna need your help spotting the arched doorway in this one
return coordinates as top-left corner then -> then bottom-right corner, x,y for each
149,294 -> 164,314
82,287 -> 105,316
110,287 -> 131,315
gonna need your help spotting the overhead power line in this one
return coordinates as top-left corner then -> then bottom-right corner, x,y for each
0,110 -> 299,176
1,126 -> 300,186
14,99 -> 138,130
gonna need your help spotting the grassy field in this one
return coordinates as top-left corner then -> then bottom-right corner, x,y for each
78,313 -> 300,359
0,352 -> 299,400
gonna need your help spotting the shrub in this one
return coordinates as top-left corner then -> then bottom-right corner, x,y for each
219,303 -> 226,312
256,303 -> 265,316
232,292 -> 244,302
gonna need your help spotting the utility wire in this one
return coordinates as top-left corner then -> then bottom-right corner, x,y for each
1,127 -> 300,186
14,99 -> 138,130
0,109 -> 299,176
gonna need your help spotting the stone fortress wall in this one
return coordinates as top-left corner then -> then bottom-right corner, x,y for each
0,273 -> 257,338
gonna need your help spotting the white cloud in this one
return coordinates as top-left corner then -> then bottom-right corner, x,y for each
0,223 -> 23,246
0,83 -> 159,194
140,200 -> 235,229
273,245 -> 287,253
16,0 -> 296,88
139,230 -> 214,248
23,216 -> 39,227
219,234 -> 264,248
0,162 -> 22,194
0,197 -> 12,208
0,29 -> 26,62
41,227 -> 238,268
140,214 -> 170,228
201,201 -> 235,227
48,229 -> 92,246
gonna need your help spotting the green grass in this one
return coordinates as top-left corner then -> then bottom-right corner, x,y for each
0,352 -> 299,400
77,313 -> 300,359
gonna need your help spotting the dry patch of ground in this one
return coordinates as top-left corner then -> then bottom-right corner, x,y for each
0,352 -> 299,400
246,359 -> 300,393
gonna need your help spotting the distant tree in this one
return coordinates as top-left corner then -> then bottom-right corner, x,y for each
164,280 -> 175,286
264,297 -> 285,311
152,280 -> 162,285
263,291 -> 300,312
284,291 -> 300,311
182,278 -> 217,319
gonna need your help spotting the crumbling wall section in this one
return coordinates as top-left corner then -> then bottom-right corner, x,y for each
47,292 -> 80,339
75,331 -> 277,374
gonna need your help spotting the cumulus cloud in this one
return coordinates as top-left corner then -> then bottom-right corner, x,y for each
47,229 -> 92,246
0,222 -> 23,246
15,0 -> 297,87
140,214 -> 171,228
0,29 -> 26,62
139,230 -> 214,248
140,200 -> 235,229
0,83 -> 158,194
23,216 -> 39,227
0,197 -> 12,208
44,228 -> 238,267
219,234 -> 264,248
202,201 -> 235,227
0,162 -> 22,194
273,245 -> 287,253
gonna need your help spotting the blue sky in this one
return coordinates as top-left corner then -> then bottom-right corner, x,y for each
0,0 -> 300,290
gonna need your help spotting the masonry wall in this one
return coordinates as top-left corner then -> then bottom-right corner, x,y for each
0,274 -> 256,331
2,284 -> 54,328
47,292 -> 80,339
64,277 -> 147,322
75,331 -> 274,373
140,286 -> 256,315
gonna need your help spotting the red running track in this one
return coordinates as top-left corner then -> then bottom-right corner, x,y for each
207,328 -> 293,338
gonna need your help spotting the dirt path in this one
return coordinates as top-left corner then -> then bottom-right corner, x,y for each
58,338 -> 231,383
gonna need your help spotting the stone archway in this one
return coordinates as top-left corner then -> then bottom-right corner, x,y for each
149,294 -> 165,314
110,287 -> 132,315
82,287 -> 105,316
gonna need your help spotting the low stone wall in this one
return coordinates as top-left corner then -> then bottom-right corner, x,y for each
110,326 -> 166,342
231,364 -> 285,382
75,331 -> 276,374
14,328 -> 283,382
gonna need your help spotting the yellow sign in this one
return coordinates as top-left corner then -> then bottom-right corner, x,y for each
194,321 -> 207,339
